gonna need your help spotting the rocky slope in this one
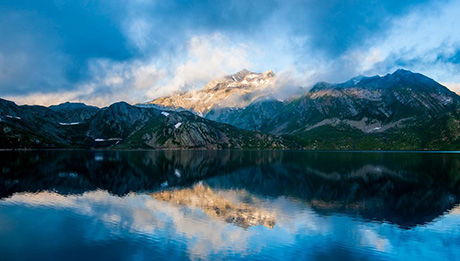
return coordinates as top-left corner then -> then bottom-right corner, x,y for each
0,99 -> 297,149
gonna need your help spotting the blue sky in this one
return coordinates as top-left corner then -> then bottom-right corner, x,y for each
0,0 -> 459,106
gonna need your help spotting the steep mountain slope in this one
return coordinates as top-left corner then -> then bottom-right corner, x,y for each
0,99 -> 296,149
146,69 -> 276,115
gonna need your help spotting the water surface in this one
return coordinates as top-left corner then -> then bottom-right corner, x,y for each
1,150 -> 460,260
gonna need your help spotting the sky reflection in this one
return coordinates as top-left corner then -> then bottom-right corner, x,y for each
1,188 -> 460,260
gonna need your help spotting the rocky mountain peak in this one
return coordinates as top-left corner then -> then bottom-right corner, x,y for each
392,68 -> 413,75
205,69 -> 275,90
147,69 -> 277,114
49,102 -> 98,111
262,70 -> 275,78
222,69 -> 274,82
225,69 -> 253,82
311,69 -> 449,94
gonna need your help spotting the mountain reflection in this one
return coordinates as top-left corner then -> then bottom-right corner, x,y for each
1,150 -> 460,228
152,183 -> 275,229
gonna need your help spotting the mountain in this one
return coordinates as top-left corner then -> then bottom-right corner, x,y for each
0,99 -> 296,149
148,69 -> 460,150
265,69 -> 460,149
86,102 -> 296,149
49,102 -> 100,122
146,69 -> 276,116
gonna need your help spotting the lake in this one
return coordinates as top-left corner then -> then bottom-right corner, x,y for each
1,150 -> 460,260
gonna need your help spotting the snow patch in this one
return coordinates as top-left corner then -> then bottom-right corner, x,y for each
161,181 -> 168,188
372,127 -> 381,130
161,112 -> 170,117
175,122 -> 182,129
95,138 -> 122,142
59,122 -> 80,126
174,169 -> 181,178
6,115 -> 21,120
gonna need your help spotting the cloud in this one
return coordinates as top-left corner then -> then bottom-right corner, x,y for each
350,0 -> 460,84
146,33 -> 252,99
1,0 -> 458,105
0,1 -> 134,94
3,58 -> 166,106
4,33 -> 252,106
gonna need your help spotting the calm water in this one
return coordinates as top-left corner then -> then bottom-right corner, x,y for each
1,150 -> 460,260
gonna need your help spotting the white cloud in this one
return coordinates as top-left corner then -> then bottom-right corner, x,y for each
146,33 -> 252,99
3,88 -> 95,107
4,58 -> 167,107
5,0 -> 460,107
4,33 -> 253,106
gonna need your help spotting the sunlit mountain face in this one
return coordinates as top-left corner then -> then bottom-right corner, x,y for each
1,150 -> 460,260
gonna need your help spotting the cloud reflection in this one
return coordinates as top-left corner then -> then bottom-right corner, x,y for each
2,188 -> 460,260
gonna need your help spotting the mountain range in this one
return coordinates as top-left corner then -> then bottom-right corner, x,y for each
0,99 -> 295,149
149,69 -> 460,150
1,69 -> 460,150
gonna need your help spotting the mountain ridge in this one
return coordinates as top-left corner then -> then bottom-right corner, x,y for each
0,98 -> 297,149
